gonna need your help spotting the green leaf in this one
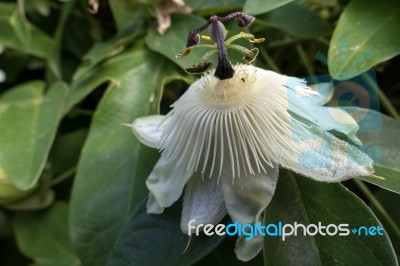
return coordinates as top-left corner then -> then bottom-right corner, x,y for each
108,0 -> 140,32
13,201 -> 80,266
69,49 -> 182,266
0,3 -> 54,59
0,81 -> 69,190
66,42 -> 149,111
185,0 -> 245,14
370,189 -> 400,254
3,188 -> 54,211
257,3 -> 332,39
264,170 -> 397,265
328,0 -> 400,80
47,0 -> 76,80
145,14 -> 206,71
25,0 -> 51,17
363,166 -> 400,195
10,7 -> 30,46
70,41 -> 126,84
106,198 -> 225,266
243,0 -> 293,16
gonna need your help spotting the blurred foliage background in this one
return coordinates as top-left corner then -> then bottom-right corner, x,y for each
0,0 -> 399,265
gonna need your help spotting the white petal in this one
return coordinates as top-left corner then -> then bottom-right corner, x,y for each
280,119 -> 373,182
145,156 -> 193,213
132,115 -> 166,148
220,163 -> 278,262
146,193 -> 164,214
180,173 -> 226,234
221,164 -> 278,225
235,235 -> 264,262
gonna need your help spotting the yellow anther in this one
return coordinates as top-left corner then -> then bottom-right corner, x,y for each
201,35 -> 212,41
249,37 -> 265,43
176,48 -> 191,58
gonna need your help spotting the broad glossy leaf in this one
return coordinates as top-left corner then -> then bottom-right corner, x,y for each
328,0 -> 400,80
108,0 -> 146,32
47,0 -> 76,80
25,0 -> 51,17
69,49 -> 181,266
13,201 -> 80,266
0,81 -> 69,190
4,188 -> 54,211
70,41 -> 127,84
0,167 -> 35,205
106,198 -> 225,266
257,3 -> 332,39
264,170 -> 397,265
66,42 -> 147,111
370,189 -> 400,254
243,0 -> 293,16
0,3 -> 54,59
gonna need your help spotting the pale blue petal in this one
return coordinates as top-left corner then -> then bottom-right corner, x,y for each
180,173 -> 226,234
286,78 -> 361,144
309,106 -> 361,145
309,82 -> 334,105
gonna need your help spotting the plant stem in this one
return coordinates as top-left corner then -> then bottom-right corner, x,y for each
268,39 -> 303,48
295,44 -> 315,76
363,74 -> 400,120
51,166 -> 77,186
259,49 -> 281,73
71,108 -> 94,116
316,37 -> 330,47
353,179 -> 400,238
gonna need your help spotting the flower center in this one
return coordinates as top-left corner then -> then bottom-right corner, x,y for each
200,65 -> 257,104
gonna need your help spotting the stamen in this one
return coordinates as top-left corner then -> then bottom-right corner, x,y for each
179,12 -> 260,80
201,35 -> 212,41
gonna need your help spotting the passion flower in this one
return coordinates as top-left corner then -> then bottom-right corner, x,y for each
131,12 -> 375,261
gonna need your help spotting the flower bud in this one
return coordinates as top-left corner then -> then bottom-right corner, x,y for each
186,32 -> 200,47
237,14 -> 255,27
